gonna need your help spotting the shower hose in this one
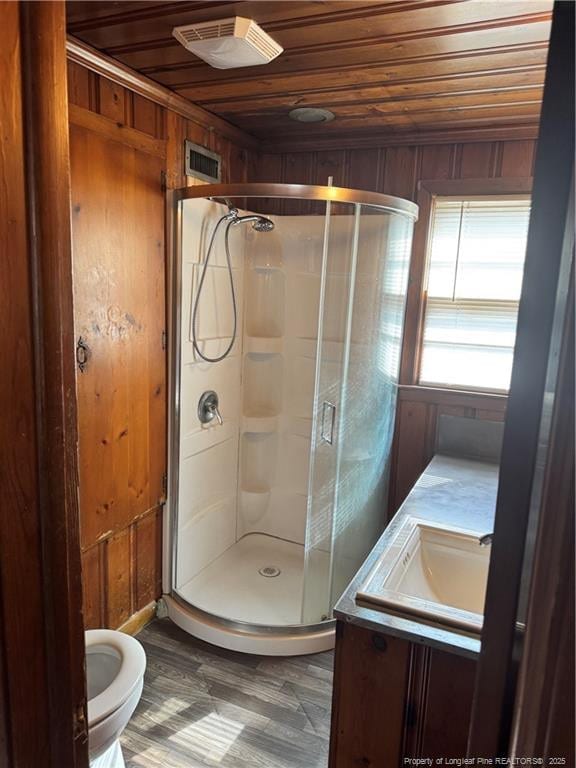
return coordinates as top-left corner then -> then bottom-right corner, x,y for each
192,214 -> 237,363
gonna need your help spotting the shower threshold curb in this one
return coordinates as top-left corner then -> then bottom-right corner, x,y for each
164,594 -> 335,656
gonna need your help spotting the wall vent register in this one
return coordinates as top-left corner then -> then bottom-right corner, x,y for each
185,141 -> 221,184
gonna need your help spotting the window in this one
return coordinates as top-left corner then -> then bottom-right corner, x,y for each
419,196 -> 531,392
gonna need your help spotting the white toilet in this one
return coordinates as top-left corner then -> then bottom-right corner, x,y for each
86,629 -> 147,768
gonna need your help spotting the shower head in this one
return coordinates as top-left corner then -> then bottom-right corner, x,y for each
232,214 -> 275,232
252,216 -> 275,232
208,199 -> 275,232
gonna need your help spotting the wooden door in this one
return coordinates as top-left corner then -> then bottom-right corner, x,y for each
70,124 -> 166,556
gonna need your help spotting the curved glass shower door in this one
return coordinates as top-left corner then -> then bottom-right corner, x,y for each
302,202 -> 414,624
166,183 -> 417,654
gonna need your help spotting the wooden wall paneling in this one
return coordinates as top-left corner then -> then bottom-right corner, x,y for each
134,507 -> 163,611
262,125 -> 540,153
248,141 -> 536,197
97,75 -> 126,122
246,152 -> 284,215
132,92 -> 163,138
346,147 -> 382,192
66,54 -> 252,630
165,110 -> 186,190
499,139 -> 536,178
419,143 -> 455,181
106,528 -> 133,629
389,386 -> 508,514
314,149 -> 348,187
382,146 -> 420,200
68,61 -> 167,142
389,400 -> 435,513
283,152 -> 313,185
81,545 -> 104,629
248,152 -> 280,183
185,118 -> 212,157
229,144 -> 249,184
283,152 -> 314,215
66,36 -> 259,151
81,508 -> 163,631
68,59 -> 94,110
70,124 -> 166,550
69,104 -> 166,157
458,141 -> 498,178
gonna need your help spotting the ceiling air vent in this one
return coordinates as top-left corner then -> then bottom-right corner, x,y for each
185,141 -> 221,184
172,16 -> 283,69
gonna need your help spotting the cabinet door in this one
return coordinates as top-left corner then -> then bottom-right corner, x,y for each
329,622 -> 411,767
404,646 -> 476,759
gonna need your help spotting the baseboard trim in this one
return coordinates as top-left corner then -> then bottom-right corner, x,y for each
118,601 -> 157,636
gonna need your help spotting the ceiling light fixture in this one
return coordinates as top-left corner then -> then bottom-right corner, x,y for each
289,107 -> 335,123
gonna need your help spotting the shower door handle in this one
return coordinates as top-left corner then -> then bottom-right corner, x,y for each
321,401 -> 336,445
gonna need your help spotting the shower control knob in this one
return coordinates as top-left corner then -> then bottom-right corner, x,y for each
198,390 -> 223,426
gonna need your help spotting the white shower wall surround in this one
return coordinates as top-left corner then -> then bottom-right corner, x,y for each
176,200 -> 331,593
168,189 -> 416,652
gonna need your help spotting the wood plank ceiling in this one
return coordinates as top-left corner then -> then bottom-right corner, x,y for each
66,0 -> 553,150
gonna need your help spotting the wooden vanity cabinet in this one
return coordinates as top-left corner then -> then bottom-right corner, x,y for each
329,620 -> 476,766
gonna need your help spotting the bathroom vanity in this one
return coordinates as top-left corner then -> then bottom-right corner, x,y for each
328,455 -> 498,766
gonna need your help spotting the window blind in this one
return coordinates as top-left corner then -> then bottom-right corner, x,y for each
419,197 -> 531,391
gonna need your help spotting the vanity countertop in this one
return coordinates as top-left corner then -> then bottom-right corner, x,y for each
333,454 -> 499,659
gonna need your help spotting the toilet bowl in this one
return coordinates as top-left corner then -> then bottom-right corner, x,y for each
86,629 -> 146,768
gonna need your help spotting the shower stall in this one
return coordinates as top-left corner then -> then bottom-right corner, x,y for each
163,183 -> 418,654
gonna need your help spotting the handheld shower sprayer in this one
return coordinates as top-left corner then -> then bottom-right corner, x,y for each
192,202 -> 275,363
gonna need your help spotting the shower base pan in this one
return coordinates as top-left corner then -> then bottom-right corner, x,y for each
165,534 -> 335,655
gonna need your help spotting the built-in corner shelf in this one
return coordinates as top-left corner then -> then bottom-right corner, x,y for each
242,353 -> 283,429
244,336 -> 283,355
252,265 -> 283,273
246,268 -> 285,339
242,414 -> 279,433
240,488 -> 271,525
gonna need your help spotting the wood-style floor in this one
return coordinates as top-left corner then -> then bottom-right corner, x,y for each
122,619 -> 334,768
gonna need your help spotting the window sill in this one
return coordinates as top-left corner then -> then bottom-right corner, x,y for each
398,384 -> 508,410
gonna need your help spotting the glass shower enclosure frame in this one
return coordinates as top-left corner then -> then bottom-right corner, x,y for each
163,183 -> 418,655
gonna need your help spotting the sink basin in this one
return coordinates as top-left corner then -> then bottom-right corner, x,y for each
356,518 -> 490,634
